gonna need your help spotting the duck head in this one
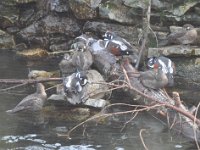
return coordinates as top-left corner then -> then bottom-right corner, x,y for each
183,24 -> 195,31
147,56 -> 175,87
103,31 -> 114,40
36,83 -> 47,98
71,42 -> 87,52
63,71 -> 88,96
63,71 -> 88,104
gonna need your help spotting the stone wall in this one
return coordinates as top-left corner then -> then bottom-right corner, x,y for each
1,0 -> 200,51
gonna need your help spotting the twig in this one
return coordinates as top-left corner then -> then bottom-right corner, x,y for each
0,83 -> 27,92
120,111 -> 139,132
0,78 -> 62,84
135,0 -> 151,69
58,104 -> 163,139
139,129 -> 149,150
194,102 -> 200,149
122,65 -> 200,125
0,78 -> 62,92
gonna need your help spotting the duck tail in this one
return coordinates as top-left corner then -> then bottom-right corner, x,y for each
6,109 -> 14,113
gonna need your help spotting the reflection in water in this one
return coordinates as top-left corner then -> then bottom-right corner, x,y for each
0,52 -> 197,149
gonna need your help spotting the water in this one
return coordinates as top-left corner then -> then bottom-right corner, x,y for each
0,51 -> 197,150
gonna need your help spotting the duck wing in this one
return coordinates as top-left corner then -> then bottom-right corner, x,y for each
167,30 -> 187,44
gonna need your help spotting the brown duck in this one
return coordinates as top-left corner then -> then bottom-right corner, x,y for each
71,49 -> 93,71
140,64 -> 168,90
6,83 -> 47,113
159,24 -> 197,46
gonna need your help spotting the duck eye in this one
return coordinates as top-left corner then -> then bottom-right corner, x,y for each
82,79 -> 88,86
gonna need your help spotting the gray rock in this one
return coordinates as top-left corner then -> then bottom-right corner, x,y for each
83,21 -> 140,46
19,8 -> 35,27
69,0 -> 100,19
84,98 -> 109,108
36,0 -> 69,16
17,15 -> 81,50
173,57 -> 200,90
148,45 -> 200,57
99,0 -> 141,24
0,30 -> 15,49
48,94 -> 65,101
169,1 -> 199,17
123,0 -> 148,9
0,5 -> 19,29
15,0 -> 37,4
40,15 -> 80,36
82,70 -> 109,100
6,26 -> 20,34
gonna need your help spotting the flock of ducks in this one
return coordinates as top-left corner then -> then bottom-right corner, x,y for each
6,24 -> 197,113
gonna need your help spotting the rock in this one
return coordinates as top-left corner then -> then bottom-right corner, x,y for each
173,57 -> 200,90
148,45 -> 200,57
84,98 -> 109,108
49,42 -> 70,51
17,15 -> 81,50
6,26 -> 20,34
99,0 -> 141,24
0,5 -> 19,29
36,0 -> 70,16
43,106 -> 91,122
28,70 -> 59,79
169,1 -> 199,17
151,0 -> 169,9
19,7 -> 35,27
83,21 -> 140,46
69,0 -> 101,19
16,48 -> 49,59
195,28 -> 200,45
15,0 -> 37,4
0,30 -> 15,49
169,25 -> 184,33
123,0 -> 148,9
15,43 -> 28,51
40,15 -> 80,36
82,70 -> 109,100
47,94 -> 66,105
93,50 -> 120,80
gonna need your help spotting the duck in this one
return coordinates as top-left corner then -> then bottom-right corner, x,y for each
140,64 -> 168,90
59,53 -> 77,76
63,71 -> 88,104
71,42 -> 93,71
103,31 -> 136,56
6,83 -> 47,113
87,39 -> 106,54
147,56 -> 175,86
159,24 -> 197,46
71,41 -> 87,52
